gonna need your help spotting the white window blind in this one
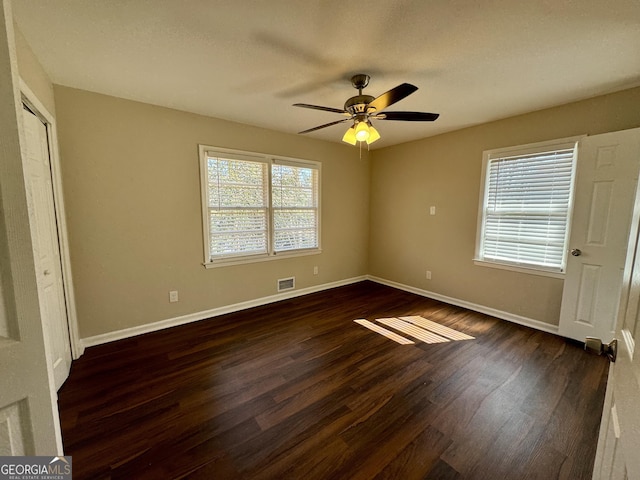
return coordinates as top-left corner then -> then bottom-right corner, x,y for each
200,146 -> 321,266
272,163 -> 319,252
477,140 -> 577,273
206,154 -> 268,259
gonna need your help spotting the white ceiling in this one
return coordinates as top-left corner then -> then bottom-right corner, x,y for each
12,0 -> 640,149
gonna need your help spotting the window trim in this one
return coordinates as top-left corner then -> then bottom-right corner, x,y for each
474,135 -> 584,278
198,145 -> 321,268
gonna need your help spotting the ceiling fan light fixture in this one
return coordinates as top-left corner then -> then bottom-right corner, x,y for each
366,124 -> 380,145
294,74 -> 438,146
355,121 -> 370,142
342,126 -> 357,145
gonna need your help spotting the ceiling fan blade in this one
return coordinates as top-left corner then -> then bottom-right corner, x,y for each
375,111 -> 440,121
293,103 -> 348,115
366,83 -> 418,113
298,118 -> 350,134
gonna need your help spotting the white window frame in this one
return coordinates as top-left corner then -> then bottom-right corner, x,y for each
474,136 -> 583,278
199,145 -> 321,268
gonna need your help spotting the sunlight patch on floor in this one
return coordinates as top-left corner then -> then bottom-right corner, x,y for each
377,317 -> 449,344
399,316 -> 475,341
354,319 -> 415,345
354,315 -> 475,345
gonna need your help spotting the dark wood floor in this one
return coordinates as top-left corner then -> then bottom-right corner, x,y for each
58,281 -> 609,479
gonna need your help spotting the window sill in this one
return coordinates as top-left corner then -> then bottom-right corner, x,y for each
473,259 -> 565,279
204,248 -> 322,269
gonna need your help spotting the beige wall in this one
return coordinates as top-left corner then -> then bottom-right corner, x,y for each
13,25 -> 55,115
33,66 -> 640,338
369,86 -> 640,327
54,86 -> 370,338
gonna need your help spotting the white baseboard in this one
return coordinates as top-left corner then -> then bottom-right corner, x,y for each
81,273 -> 560,350
80,275 -> 367,349
367,275 -> 560,336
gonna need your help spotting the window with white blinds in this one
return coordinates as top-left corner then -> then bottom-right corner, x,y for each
206,154 -> 269,258
272,162 -> 319,253
199,146 -> 320,266
475,138 -> 579,274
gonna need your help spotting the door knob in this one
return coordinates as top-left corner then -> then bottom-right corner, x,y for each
43,269 -> 51,275
584,337 -> 617,362
571,248 -> 582,256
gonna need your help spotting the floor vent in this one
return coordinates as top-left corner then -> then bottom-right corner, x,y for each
277,277 -> 295,292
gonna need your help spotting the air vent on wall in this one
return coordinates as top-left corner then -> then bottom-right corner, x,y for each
277,277 -> 295,292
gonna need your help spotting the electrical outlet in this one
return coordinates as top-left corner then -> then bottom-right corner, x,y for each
430,206 -> 436,215
426,270 -> 432,280
313,266 -> 318,275
169,290 -> 179,303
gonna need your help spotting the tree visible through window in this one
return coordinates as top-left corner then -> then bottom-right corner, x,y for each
199,147 -> 320,266
207,156 -> 268,257
272,163 -> 318,252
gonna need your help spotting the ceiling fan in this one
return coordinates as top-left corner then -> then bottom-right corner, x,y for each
294,74 -> 439,145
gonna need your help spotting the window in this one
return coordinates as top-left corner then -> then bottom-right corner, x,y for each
475,137 -> 581,276
271,162 -> 319,252
199,146 -> 320,267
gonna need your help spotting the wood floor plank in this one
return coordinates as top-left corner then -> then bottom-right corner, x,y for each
57,281 -> 608,479
424,458 -> 463,479
372,425 -> 453,480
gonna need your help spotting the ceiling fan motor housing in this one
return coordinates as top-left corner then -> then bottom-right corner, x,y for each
344,95 -> 375,114
345,74 -> 374,115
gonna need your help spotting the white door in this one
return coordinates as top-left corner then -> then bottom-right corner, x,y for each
21,106 -> 72,390
591,175 -> 640,479
559,128 -> 640,342
0,0 -> 62,454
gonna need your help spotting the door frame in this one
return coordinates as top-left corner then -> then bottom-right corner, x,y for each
20,78 -> 83,360
1,0 -> 62,453
591,129 -> 640,479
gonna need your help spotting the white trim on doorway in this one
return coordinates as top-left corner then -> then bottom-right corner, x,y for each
20,78 -> 84,359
